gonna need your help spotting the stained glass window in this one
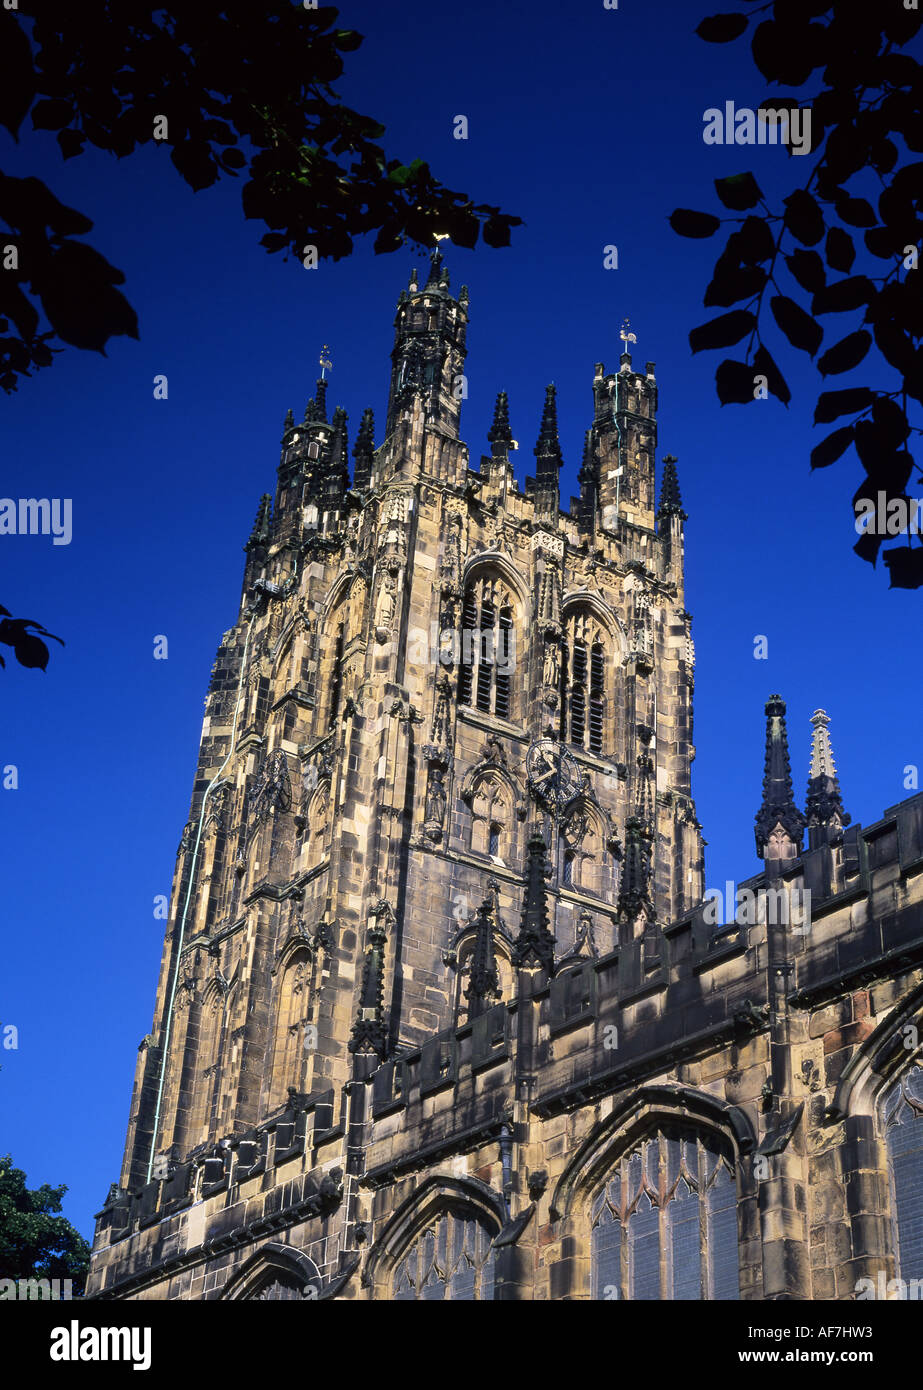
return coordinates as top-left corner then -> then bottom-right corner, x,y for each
391,1211 -> 496,1301
880,1063 -> 923,1284
590,1129 -> 739,1300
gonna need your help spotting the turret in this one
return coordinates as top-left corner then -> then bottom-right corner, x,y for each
385,248 -> 469,439
590,353 -> 658,533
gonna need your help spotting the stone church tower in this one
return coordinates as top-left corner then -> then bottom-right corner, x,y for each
88,253 -> 923,1302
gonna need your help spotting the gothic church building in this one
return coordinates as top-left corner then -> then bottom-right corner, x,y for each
87,255 -> 923,1301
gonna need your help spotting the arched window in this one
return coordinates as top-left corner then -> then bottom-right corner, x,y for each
561,609 -> 609,756
392,1212 -> 496,1301
270,952 -> 312,1108
879,1063 -> 923,1283
187,987 -> 224,1146
470,775 -> 511,861
458,573 -> 517,719
590,1129 -> 739,1300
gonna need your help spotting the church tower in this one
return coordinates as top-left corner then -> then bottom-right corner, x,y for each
87,252 -> 705,1300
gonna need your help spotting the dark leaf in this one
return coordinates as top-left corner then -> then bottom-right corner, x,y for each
696,14 -> 749,42
811,426 -> 855,470
784,189 -> 825,246
12,634 -> 49,670
736,215 -> 775,264
483,215 -> 512,248
57,129 -> 86,160
824,226 -> 855,273
883,547 -> 923,589
669,208 -> 721,239
713,172 -> 763,211
811,276 -> 874,315
834,195 -> 876,228
31,99 -> 76,133
785,249 -> 826,294
689,309 -> 755,354
871,397 -> 911,452
770,294 -> 822,356
715,358 -> 758,404
854,527 -> 884,566
814,387 -> 874,424
703,263 -> 765,307
0,11 -> 35,138
817,329 -> 871,377
753,344 -> 791,406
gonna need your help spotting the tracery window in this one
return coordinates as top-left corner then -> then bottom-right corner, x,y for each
560,609 -> 608,756
591,1129 -> 739,1300
879,1063 -> 923,1283
470,775 -> 511,860
392,1212 -> 496,1301
458,574 -> 516,719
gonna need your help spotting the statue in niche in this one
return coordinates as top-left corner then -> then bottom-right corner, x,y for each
431,674 -> 452,747
542,637 -> 561,691
424,766 -> 448,842
374,571 -> 398,641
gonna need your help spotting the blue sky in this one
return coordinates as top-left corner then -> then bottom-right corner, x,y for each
2,0 -> 920,1243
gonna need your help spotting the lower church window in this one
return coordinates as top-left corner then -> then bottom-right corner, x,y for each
392,1213 -> 496,1300
880,1062 -> 923,1283
591,1130 -> 740,1299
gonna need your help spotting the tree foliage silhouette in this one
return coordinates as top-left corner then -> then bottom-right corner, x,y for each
672,1 -> 923,589
0,1 -> 520,394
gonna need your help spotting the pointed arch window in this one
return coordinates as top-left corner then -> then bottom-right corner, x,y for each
270,952 -> 312,1109
561,609 -> 609,755
391,1212 -> 496,1301
880,1063 -> 923,1284
470,775 -> 511,860
458,573 -> 517,718
590,1129 -> 739,1300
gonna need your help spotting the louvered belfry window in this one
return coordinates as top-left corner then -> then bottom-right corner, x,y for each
457,574 -> 516,718
880,1064 -> 923,1284
591,1130 -> 740,1300
561,611 -> 607,755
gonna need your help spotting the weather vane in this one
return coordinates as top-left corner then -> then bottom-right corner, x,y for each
620,317 -> 637,350
319,344 -> 333,379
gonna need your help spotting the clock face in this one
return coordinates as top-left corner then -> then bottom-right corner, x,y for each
526,739 -> 583,808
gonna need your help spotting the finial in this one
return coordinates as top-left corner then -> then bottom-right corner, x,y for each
512,834 -> 556,974
283,407 -> 294,433
806,709 -> 849,833
353,407 -> 376,492
534,384 -> 564,485
319,344 -> 332,380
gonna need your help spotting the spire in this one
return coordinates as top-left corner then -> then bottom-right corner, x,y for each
349,916 -> 388,1058
312,377 -> 328,424
806,709 -> 849,833
425,245 -> 449,291
245,494 -> 272,552
658,455 -> 686,520
352,407 -> 375,492
512,835 -> 556,974
577,429 -> 598,530
465,895 -> 500,1016
487,390 -> 513,456
755,695 -> 806,860
533,384 -> 563,487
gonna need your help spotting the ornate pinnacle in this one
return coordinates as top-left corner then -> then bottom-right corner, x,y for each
658,455 -> 686,520
755,694 -> 806,859
806,709 -> 849,829
513,835 -> 556,974
349,918 -> 388,1058
465,896 -> 501,1014
534,384 -> 563,489
245,494 -> 272,552
487,390 -> 513,453
352,407 -> 376,492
